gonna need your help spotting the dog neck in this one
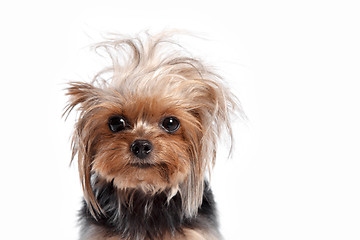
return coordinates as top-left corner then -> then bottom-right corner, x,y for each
79,177 -> 218,240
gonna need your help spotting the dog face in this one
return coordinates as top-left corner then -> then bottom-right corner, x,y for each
65,32 -> 238,217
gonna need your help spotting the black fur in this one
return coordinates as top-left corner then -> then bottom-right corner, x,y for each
79,179 -> 219,239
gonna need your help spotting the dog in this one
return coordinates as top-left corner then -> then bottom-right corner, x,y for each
64,31 -> 239,240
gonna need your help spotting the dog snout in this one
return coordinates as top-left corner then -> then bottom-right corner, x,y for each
130,140 -> 153,159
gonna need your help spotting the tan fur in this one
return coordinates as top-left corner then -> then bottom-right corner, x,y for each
65,31 -> 238,222
81,225 -> 218,240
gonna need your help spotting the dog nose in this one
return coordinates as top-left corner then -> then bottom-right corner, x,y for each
130,140 -> 153,159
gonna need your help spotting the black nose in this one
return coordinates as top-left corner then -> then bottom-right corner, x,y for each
130,140 -> 153,159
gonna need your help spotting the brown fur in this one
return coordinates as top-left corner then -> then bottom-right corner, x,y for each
81,225 -> 218,240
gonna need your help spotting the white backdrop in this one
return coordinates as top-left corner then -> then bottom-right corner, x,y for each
1,1 -> 359,239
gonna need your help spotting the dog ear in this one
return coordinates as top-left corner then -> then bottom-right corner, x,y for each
191,78 -> 237,156
64,82 -> 105,218
63,82 -> 102,118
178,77 -> 239,218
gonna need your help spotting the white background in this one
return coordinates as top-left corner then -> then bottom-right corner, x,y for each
1,1 -> 360,239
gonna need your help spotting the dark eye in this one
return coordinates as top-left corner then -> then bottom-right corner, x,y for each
108,116 -> 127,132
161,116 -> 180,133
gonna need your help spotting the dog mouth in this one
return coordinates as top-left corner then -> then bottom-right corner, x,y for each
130,162 -> 155,169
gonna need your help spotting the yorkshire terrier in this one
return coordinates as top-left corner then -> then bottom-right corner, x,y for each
65,32 -> 239,240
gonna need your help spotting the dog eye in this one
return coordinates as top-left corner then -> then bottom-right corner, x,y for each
108,116 -> 127,132
161,116 -> 180,133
